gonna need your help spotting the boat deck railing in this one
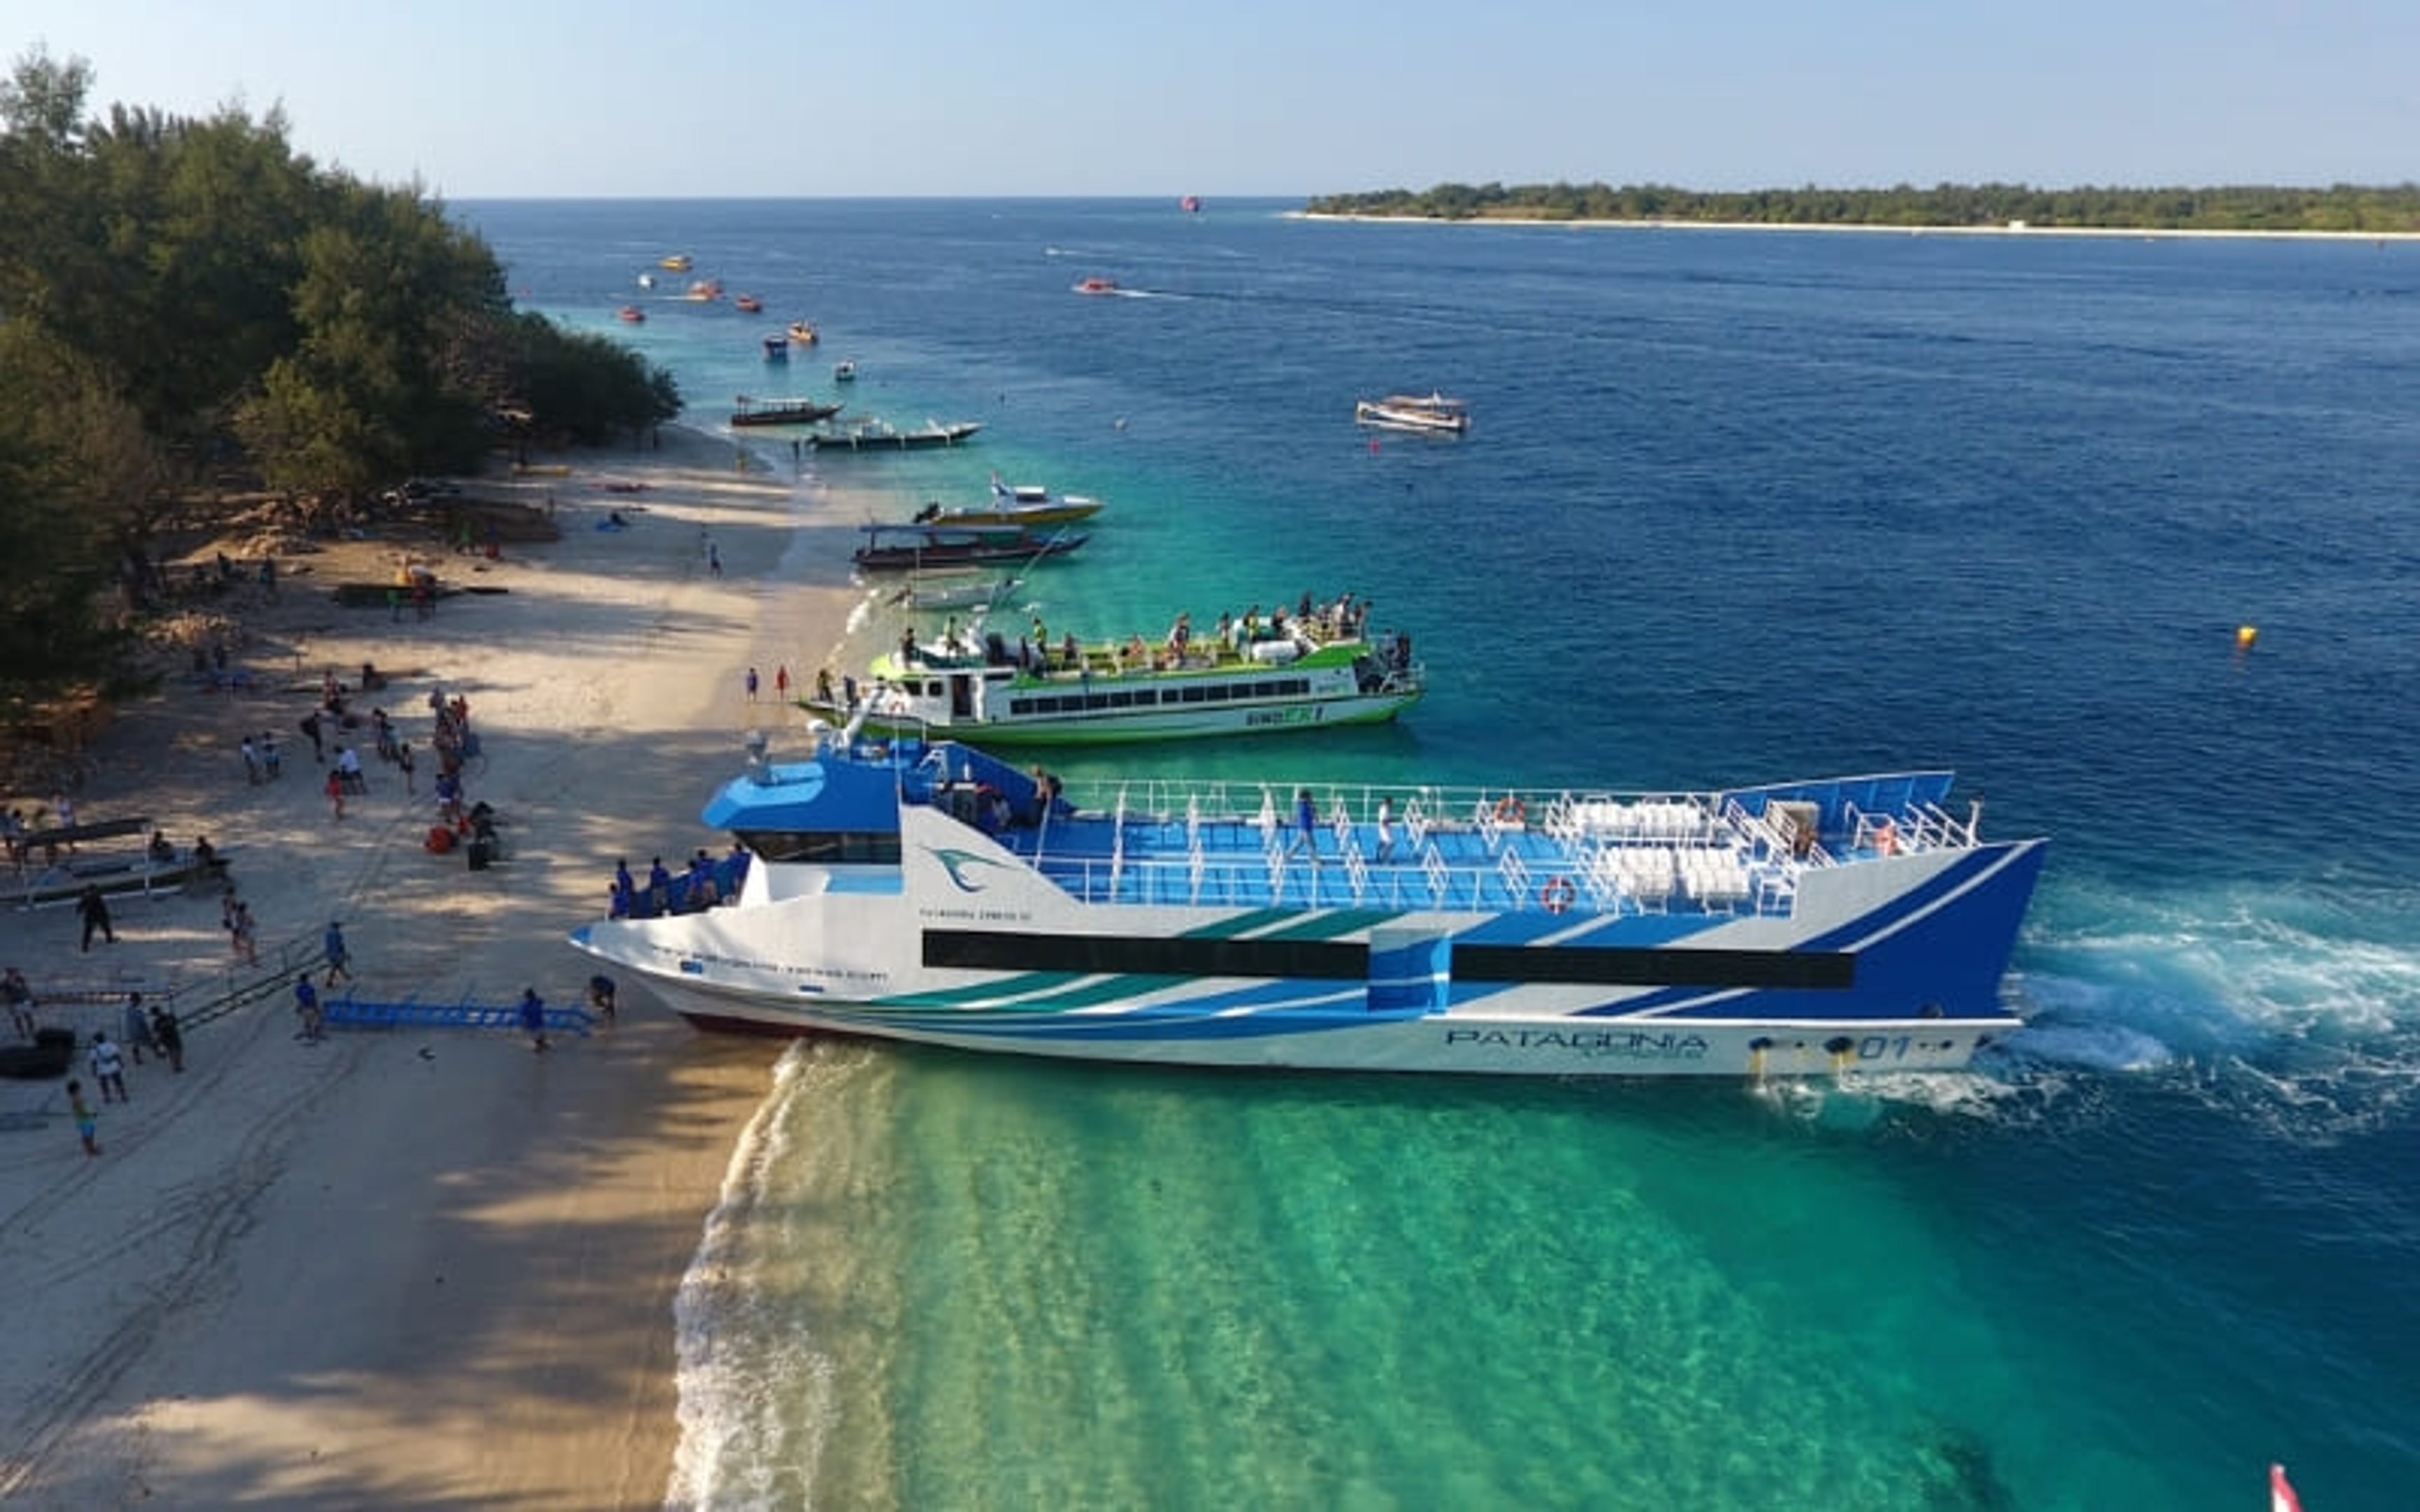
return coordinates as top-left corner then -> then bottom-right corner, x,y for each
1003,778 -> 1977,919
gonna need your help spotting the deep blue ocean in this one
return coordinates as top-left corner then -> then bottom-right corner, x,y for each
464,199 -> 2420,1510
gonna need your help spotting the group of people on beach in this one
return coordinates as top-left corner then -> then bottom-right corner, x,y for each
53,992 -> 186,1156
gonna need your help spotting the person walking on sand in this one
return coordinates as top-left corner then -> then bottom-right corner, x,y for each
323,920 -> 353,987
397,741 -> 417,795
326,766 -> 346,821
232,899 -> 260,967
519,986 -> 550,1052
775,664 -> 791,701
69,1079 -> 99,1156
88,1032 -> 128,1103
76,884 -> 116,951
745,665 -> 760,702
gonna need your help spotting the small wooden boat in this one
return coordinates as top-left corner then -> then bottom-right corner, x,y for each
787,320 -> 819,345
809,417 -> 984,453
5,818 -> 231,910
852,524 -> 1085,572
886,568 -> 1024,614
731,395 -> 844,427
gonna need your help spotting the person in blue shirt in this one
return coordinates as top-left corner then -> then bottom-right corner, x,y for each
323,921 -> 353,986
519,987 -> 550,1053
293,976 -> 324,1044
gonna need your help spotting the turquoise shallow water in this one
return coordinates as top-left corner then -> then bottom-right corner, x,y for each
468,200 -> 2420,1510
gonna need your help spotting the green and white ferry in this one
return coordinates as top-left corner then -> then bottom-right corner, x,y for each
807,605 -> 1423,747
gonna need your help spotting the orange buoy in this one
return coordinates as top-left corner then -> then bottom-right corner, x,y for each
2235,624 -> 2258,651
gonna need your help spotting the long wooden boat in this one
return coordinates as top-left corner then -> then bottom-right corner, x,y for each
807,605 -> 1421,746
568,736 -> 2045,1077
6,818 -> 230,909
810,418 -> 985,452
730,395 -> 843,427
851,524 -> 1085,572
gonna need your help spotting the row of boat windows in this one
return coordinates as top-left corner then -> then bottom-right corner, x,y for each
1001,678 -> 1314,716
735,830 -> 900,864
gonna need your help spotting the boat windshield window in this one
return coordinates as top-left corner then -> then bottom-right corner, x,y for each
736,830 -> 900,864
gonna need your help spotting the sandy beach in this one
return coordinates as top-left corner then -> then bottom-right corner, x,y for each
0,426 -> 865,1508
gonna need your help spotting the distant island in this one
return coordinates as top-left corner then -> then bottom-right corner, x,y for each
1302,181 -> 2420,234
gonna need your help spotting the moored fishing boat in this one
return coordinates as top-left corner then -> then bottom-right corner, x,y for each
912,476 -> 1104,529
762,335 -> 789,361
809,416 -> 984,452
616,304 -> 646,323
730,394 -> 843,427
787,319 -> 819,344
734,293 -> 763,313
852,524 -> 1084,571
884,567 -> 1024,614
569,732 -> 2045,1077
659,253 -> 692,272
814,598 -> 1420,745
1356,391 -> 1470,436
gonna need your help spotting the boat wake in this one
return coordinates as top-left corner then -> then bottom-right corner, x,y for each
667,1045 -> 856,1510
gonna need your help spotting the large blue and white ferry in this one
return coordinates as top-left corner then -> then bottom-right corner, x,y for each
571,726 -> 2045,1077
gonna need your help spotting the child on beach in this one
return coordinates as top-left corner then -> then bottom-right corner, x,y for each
518,987 -> 550,1052
69,1079 -> 99,1155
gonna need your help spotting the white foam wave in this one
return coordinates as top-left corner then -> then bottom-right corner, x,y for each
665,1043 -> 851,1511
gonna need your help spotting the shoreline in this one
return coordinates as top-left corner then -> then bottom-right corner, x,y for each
0,424 -> 871,1506
1293,210 -> 2420,241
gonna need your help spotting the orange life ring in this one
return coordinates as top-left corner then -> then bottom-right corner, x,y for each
1494,794 -> 1527,824
1540,876 -> 1577,914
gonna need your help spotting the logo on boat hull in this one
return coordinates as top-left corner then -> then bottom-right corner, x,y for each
929,846 -> 1010,894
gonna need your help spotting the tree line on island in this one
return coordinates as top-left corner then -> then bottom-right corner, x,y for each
0,47 -> 681,707
1305,181 -> 2420,233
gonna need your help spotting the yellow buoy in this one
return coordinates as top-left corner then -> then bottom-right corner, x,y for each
2235,624 -> 2258,651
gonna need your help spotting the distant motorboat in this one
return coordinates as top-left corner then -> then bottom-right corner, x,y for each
660,253 -> 693,272
617,304 -> 646,323
1073,276 -> 1120,295
787,320 -> 820,345
1355,391 -> 1470,436
1181,195 -> 1202,213
833,359 -> 858,382
683,279 -> 723,302
912,476 -> 1104,529
735,293 -> 763,313
637,272 -> 655,289
763,335 -> 790,361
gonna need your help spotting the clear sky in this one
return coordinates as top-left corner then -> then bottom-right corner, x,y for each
10,0 -> 2415,198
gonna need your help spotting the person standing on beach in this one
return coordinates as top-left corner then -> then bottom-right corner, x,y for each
76,884 -> 116,951
68,1079 -> 99,1156
300,708 -> 324,763
397,741 -> 417,795
88,1032 -> 128,1103
323,920 -> 353,987
518,987 -> 550,1052
3,966 -> 33,1040
745,666 -> 760,703
775,664 -> 791,701
232,899 -> 259,967
151,1002 -> 184,1072
121,993 -> 158,1065
293,976 -> 324,1044
326,766 -> 347,821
